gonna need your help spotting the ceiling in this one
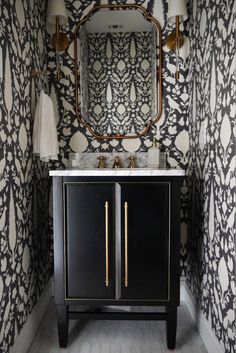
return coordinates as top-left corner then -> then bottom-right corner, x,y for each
85,9 -> 154,33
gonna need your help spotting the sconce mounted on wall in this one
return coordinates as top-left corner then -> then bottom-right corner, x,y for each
47,0 -> 69,79
166,0 -> 188,80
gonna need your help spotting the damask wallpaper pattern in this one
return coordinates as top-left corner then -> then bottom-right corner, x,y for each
86,31 -> 155,136
0,1 -> 52,352
80,26 -> 89,121
187,0 -> 236,352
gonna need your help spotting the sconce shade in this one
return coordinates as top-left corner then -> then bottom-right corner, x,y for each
167,0 -> 188,23
47,0 -> 68,25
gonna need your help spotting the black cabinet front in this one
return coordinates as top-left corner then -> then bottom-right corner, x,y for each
120,183 -> 169,300
65,183 -> 115,299
65,182 -> 169,301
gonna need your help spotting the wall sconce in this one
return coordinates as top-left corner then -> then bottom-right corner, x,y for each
166,0 -> 188,80
47,0 -> 69,79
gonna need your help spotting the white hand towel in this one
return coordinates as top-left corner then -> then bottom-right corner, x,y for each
33,91 -> 59,162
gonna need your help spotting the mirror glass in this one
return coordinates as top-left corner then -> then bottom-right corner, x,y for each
75,5 -> 162,139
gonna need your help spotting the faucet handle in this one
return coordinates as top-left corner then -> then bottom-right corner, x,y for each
128,155 -> 137,168
97,156 -> 107,168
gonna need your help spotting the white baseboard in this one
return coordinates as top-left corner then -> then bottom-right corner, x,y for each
10,278 -> 53,353
180,279 -> 224,353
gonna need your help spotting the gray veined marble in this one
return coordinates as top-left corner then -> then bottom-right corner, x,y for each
68,152 -> 150,169
49,168 -> 185,177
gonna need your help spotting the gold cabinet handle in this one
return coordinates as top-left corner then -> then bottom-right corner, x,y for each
105,201 -> 109,287
124,202 -> 128,287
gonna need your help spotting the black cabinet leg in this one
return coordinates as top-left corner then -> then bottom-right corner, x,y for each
166,305 -> 177,349
57,305 -> 68,348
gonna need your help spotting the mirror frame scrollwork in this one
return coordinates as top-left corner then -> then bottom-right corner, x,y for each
74,4 -> 162,140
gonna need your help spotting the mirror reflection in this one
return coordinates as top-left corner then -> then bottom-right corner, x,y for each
75,5 -> 162,139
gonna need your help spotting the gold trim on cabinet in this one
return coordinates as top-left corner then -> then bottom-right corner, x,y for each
105,201 -> 109,287
124,202 -> 128,287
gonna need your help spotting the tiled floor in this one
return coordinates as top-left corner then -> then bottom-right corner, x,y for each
28,301 -> 208,353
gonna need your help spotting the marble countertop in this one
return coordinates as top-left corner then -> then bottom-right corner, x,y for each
49,168 -> 185,177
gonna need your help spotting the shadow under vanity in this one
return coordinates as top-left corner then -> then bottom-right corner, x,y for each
50,3 -> 185,351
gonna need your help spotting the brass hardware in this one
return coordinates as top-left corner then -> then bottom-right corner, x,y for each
166,16 -> 184,80
52,30 -> 69,52
166,16 -> 184,51
97,156 -> 107,168
128,155 -> 137,168
105,201 -> 109,287
166,31 -> 184,51
176,70 -> 180,80
175,15 -> 180,80
124,202 -> 128,287
32,69 -> 48,92
52,16 -> 69,80
74,3 -> 163,139
32,69 -> 47,77
112,156 -> 123,169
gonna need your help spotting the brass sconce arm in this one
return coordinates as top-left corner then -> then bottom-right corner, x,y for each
47,0 -> 69,80
166,16 -> 184,51
166,0 -> 188,80
51,16 -> 69,52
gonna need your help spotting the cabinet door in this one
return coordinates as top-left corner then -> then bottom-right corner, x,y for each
120,183 -> 170,300
65,183 -> 115,299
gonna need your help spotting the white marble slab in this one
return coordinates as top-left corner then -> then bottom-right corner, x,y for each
49,168 -> 185,177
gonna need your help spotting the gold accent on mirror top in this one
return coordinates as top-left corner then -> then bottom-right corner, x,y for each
74,4 -> 163,140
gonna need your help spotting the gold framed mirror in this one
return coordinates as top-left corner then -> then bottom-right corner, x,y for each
74,4 -> 162,139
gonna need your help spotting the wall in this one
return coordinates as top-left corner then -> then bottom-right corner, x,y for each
1,0 -> 234,351
0,1 -> 52,352
48,0 -> 190,273
187,0 -> 236,352
86,31 -> 155,136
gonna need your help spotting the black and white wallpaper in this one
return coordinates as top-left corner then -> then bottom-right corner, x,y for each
80,26 -> 89,122
187,0 -> 236,352
0,0 -> 234,352
0,0 -> 52,352
86,31 -> 156,136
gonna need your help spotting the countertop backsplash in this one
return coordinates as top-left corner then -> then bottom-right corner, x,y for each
68,152 -> 149,169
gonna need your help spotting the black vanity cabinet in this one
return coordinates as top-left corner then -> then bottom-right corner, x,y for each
52,175 -> 183,349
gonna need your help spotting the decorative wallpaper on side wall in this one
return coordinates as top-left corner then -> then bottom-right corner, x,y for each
48,0 -> 190,276
187,0 -> 236,352
80,26 -> 89,121
0,1 -> 52,352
